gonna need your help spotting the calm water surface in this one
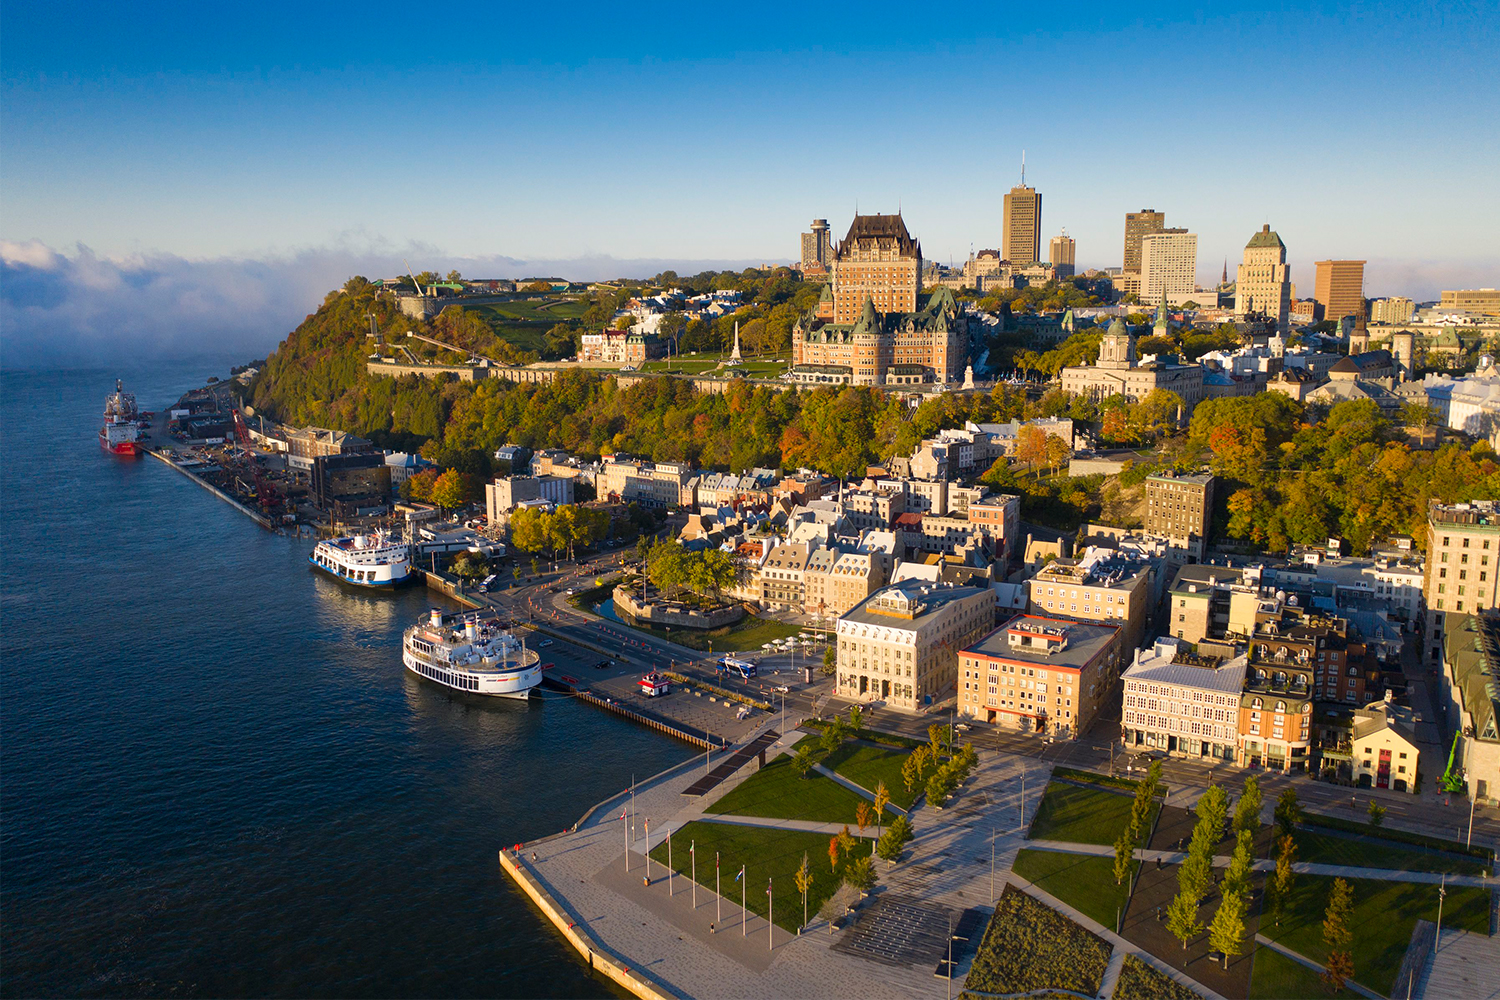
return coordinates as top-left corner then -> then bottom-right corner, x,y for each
1,364 -> 691,998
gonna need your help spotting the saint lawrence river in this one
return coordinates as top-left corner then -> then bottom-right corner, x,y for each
1,362 -> 690,998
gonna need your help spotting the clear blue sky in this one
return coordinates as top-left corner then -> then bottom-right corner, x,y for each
3,1 -> 1497,296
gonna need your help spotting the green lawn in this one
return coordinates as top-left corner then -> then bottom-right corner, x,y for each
1113,955 -> 1201,1000
1012,848 -> 1134,932
639,359 -> 724,374
1028,781 -> 1153,846
647,820 -> 859,932
821,742 -> 918,811
1248,945 -> 1360,1000
1294,828 -> 1490,876
705,752 -> 875,825
965,884 -> 1112,997
1261,874 -> 1492,995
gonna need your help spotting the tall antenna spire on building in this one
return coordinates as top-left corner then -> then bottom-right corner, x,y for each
1021,150 -> 1026,186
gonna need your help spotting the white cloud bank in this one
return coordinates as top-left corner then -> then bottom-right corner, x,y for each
0,241 -> 785,369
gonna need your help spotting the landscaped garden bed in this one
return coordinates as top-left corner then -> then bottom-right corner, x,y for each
1113,954 -> 1202,1000
964,884 -> 1111,996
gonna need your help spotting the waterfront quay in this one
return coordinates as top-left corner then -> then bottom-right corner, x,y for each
500,716 -> 1027,1000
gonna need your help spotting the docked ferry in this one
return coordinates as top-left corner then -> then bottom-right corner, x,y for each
402,610 -> 542,699
309,531 -> 413,587
100,379 -> 141,455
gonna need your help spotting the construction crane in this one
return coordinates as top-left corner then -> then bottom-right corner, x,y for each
231,408 -> 254,447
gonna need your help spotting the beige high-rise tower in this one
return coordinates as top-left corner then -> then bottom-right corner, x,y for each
1049,232 -> 1076,278
1235,224 -> 1291,333
1003,158 -> 1041,265
1140,230 -> 1197,308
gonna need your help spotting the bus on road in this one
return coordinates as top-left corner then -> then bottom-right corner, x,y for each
719,656 -> 757,679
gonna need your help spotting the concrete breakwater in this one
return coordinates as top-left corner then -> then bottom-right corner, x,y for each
498,849 -> 677,1000
145,447 -> 276,531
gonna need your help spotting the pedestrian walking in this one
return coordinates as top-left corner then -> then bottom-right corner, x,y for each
710,922 -> 716,934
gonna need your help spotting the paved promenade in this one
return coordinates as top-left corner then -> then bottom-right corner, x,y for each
505,733 -> 1495,1000
506,719 -> 1068,1000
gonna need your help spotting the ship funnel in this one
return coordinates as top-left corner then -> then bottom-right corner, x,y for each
464,619 -> 479,641
429,609 -> 443,627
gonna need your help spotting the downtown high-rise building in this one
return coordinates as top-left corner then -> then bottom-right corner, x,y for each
1234,224 -> 1292,333
1140,230 -> 1197,308
1049,232 -> 1076,278
1003,183 -> 1042,266
800,219 -> 831,277
1370,297 -> 1416,324
1314,260 -> 1366,329
1123,209 -> 1166,274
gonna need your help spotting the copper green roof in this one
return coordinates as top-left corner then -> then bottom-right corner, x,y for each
1246,225 -> 1285,250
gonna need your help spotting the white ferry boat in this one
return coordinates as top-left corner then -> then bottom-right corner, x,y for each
402,610 -> 543,699
309,531 -> 412,588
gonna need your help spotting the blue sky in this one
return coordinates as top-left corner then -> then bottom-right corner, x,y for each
3,1 -> 1498,300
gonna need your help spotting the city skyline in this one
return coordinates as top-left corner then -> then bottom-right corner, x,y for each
3,3 -> 1497,289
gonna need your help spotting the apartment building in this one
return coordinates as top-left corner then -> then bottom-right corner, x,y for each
1423,500 -> 1500,662
1121,638 -> 1246,762
1165,563 -> 1265,644
959,615 -> 1123,739
1143,471 -> 1215,562
843,488 -> 906,532
801,546 -> 841,618
1027,546 -> 1155,651
594,458 -> 693,508
1250,605 -> 1367,706
760,541 -> 811,611
967,495 -> 1022,562
1314,260 -> 1366,330
1238,637 -> 1315,773
835,581 -> 994,711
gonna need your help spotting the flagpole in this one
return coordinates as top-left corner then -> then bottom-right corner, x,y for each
768,877 -> 773,951
742,867 -> 747,936
716,853 -> 721,924
691,841 -> 697,909
624,799 -> 630,872
668,826 -> 673,896
645,818 -> 651,881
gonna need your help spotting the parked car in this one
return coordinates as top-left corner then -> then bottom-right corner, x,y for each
538,639 -> 553,648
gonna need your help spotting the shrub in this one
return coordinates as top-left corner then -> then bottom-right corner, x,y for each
876,814 -> 913,861
1112,955 -> 1201,1000
843,855 -> 877,892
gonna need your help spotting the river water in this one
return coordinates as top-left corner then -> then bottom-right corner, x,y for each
1,363 -> 692,998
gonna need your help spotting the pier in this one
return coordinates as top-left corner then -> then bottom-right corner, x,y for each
144,446 -> 277,531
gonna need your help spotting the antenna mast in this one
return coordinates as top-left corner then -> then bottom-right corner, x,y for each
1021,150 -> 1026,186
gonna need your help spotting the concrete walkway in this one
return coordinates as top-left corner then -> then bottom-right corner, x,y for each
1252,934 -> 1382,1000
810,762 -> 910,816
1026,840 -> 1497,888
